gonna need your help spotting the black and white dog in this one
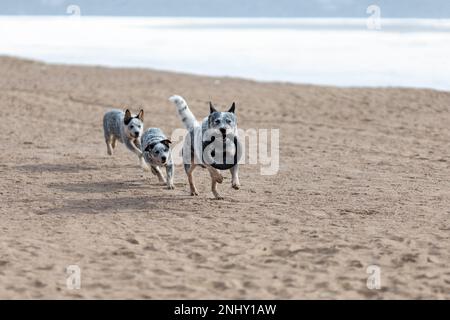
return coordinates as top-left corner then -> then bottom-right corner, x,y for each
169,95 -> 240,199
103,109 -> 148,170
141,128 -> 174,189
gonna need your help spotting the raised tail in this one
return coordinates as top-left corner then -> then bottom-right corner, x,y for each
169,95 -> 198,131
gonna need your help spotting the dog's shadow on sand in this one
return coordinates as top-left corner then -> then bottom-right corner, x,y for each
43,180 -> 192,215
48,180 -> 149,193
17,163 -> 98,173
40,195 -> 192,215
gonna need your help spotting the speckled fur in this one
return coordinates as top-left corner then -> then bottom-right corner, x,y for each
141,128 -> 174,189
103,109 -> 147,170
169,95 -> 240,199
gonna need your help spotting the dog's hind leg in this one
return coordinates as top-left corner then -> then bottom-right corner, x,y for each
230,164 -> 240,190
103,120 -> 113,156
151,166 -> 166,184
105,136 -> 113,156
111,137 -> 117,150
207,166 -> 224,200
186,164 -> 199,196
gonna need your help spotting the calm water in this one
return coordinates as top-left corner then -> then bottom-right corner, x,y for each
0,16 -> 449,91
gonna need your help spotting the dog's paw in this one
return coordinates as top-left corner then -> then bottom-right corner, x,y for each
214,195 -> 224,200
140,162 -> 150,172
232,183 -> 240,190
167,184 -> 175,190
190,190 -> 199,196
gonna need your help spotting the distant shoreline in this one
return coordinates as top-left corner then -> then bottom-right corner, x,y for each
1,54 -> 448,94
0,17 -> 449,91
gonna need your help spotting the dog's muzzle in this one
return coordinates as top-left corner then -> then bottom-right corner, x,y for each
219,128 -> 227,140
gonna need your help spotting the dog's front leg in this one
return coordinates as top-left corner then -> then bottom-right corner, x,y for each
151,166 -> 166,184
166,163 -> 175,189
207,166 -> 224,199
186,163 -> 199,196
125,139 -> 148,171
125,138 -> 143,157
138,155 -> 149,171
230,164 -> 240,190
135,140 -> 149,171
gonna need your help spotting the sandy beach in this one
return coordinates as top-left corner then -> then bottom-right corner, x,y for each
0,56 -> 449,299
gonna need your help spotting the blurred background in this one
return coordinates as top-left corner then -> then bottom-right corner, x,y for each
0,0 -> 449,90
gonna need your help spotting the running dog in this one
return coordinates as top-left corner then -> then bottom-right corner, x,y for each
141,128 -> 174,189
103,109 -> 147,170
169,95 -> 240,199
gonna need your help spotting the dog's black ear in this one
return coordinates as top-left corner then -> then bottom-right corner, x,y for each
209,102 -> 218,114
147,143 -> 156,151
124,109 -> 132,125
136,109 -> 144,121
160,139 -> 172,148
228,102 -> 236,114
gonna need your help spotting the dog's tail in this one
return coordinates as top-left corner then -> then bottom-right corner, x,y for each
169,95 -> 198,131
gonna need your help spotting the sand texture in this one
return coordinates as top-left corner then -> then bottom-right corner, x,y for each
0,57 -> 449,299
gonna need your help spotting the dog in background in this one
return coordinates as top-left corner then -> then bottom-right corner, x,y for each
103,109 -> 147,170
169,95 -> 240,199
141,128 -> 174,189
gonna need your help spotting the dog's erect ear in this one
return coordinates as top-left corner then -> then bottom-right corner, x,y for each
209,102 -> 218,114
124,109 -> 132,125
160,139 -> 172,148
228,102 -> 236,114
136,109 -> 144,121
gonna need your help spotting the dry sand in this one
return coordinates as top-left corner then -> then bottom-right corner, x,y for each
0,56 -> 449,299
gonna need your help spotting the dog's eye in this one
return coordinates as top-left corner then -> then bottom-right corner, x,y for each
130,125 -> 134,129
226,119 -> 232,124
215,120 -> 220,124
155,151 -> 160,154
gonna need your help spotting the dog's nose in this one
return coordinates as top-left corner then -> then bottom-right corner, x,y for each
161,156 -> 167,163
220,128 -> 227,135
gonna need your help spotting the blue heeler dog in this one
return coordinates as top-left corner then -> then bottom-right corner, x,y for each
103,109 -> 147,170
169,95 -> 240,199
141,128 -> 174,189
